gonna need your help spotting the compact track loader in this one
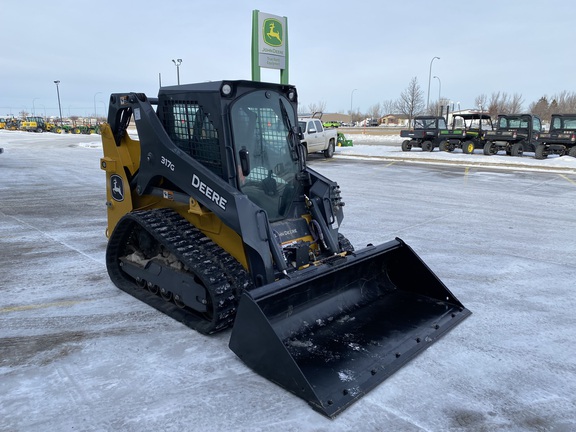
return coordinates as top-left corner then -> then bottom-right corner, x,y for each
100,80 -> 470,417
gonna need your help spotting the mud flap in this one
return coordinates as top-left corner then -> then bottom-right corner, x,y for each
229,238 -> 471,418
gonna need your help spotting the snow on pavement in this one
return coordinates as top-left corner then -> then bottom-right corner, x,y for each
1,129 -> 576,431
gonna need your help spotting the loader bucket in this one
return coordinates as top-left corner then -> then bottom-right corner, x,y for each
229,237 -> 471,418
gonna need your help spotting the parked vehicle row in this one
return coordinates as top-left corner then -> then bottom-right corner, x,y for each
400,113 -> 576,159
0,116 -> 101,134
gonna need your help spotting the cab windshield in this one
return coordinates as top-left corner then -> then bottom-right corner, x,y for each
499,117 -> 528,129
415,118 -> 446,129
231,90 -> 300,221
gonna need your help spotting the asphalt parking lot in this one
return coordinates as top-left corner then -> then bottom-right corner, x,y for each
1,130 -> 575,431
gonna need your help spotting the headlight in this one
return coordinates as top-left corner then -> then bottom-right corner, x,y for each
220,83 -> 233,97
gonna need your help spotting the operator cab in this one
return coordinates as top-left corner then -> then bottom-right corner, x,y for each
230,89 -> 303,221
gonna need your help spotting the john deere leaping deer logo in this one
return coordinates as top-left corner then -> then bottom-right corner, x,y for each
263,18 -> 283,47
110,174 -> 124,202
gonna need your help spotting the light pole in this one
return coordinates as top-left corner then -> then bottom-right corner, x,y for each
433,75 -> 441,105
172,59 -> 182,85
32,98 -> 39,116
426,56 -> 440,111
93,92 -> 102,122
350,88 -> 357,121
54,80 -> 63,126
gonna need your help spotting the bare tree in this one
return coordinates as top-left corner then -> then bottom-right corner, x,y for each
475,94 -> 488,111
563,92 -> 576,111
487,92 -> 503,117
307,101 -> 327,116
368,103 -> 381,121
529,96 -> 550,121
550,91 -> 576,113
549,99 -> 559,116
500,93 -> 511,113
381,99 -> 397,115
508,93 -> 524,113
429,97 -> 451,118
476,91 -> 576,119
486,92 -> 524,118
349,108 -> 362,125
396,77 -> 424,126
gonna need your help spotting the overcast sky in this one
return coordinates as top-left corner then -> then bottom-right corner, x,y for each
1,0 -> 575,118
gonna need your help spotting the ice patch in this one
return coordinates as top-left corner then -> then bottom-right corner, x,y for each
78,141 -> 101,149
348,343 -> 361,351
288,340 -> 314,349
338,369 -> 355,382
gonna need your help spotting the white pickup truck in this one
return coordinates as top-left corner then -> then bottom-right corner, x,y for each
298,117 -> 337,158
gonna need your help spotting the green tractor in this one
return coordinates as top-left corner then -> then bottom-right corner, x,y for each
71,124 -> 101,134
337,131 -> 353,147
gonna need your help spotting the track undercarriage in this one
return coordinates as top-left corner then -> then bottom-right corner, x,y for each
106,208 -> 252,334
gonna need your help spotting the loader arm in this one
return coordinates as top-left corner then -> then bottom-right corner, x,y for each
106,93 -> 284,285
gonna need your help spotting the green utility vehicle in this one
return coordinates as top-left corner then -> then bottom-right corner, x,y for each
439,113 -> 493,154
535,114 -> 576,159
400,116 -> 448,151
483,114 -> 541,156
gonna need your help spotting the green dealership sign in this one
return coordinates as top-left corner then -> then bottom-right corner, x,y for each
252,10 -> 289,84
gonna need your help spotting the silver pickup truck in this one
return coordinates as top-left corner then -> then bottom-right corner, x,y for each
298,117 -> 337,158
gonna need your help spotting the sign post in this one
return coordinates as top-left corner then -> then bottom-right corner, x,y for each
251,10 -> 289,84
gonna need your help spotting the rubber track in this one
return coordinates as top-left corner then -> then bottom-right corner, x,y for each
106,208 -> 253,334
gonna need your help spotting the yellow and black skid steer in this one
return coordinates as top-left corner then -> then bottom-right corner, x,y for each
100,80 -> 471,418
